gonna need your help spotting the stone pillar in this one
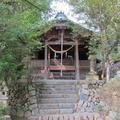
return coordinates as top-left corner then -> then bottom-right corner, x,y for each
86,55 -> 99,80
90,55 -> 96,73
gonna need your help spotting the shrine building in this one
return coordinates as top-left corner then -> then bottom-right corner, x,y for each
31,12 -> 93,80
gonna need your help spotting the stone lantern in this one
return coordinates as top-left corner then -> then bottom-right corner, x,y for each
86,55 -> 99,80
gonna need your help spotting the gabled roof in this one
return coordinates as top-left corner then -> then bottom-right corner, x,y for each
39,12 -> 92,40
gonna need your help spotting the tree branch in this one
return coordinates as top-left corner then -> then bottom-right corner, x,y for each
22,0 -> 43,11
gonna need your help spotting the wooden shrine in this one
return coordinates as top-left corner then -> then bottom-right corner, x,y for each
31,12 -> 92,80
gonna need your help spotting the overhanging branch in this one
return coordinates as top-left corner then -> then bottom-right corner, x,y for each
22,0 -> 43,11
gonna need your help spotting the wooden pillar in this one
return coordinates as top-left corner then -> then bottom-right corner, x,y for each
44,42 -> 48,79
60,30 -> 64,77
48,47 -> 50,75
75,40 -> 80,80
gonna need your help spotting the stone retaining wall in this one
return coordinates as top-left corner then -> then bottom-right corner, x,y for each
75,80 -> 106,113
28,113 -> 104,120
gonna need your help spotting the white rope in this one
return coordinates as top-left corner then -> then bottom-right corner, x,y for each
48,45 -> 74,54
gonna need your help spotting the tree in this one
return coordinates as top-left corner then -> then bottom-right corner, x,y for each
68,0 -> 120,80
0,0 -> 52,84
0,0 -> 52,119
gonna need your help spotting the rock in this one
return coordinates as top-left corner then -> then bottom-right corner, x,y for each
32,108 -> 39,116
108,111 -> 117,120
2,115 -> 11,120
25,111 -> 32,118
82,89 -> 89,95
29,104 -> 38,110
29,90 -> 36,96
97,118 -> 103,120
116,71 -> 120,77
80,93 -> 89,102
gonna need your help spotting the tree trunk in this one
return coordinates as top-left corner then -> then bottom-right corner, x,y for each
106,61 -> 110,82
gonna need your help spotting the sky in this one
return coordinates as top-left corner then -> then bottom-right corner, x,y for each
50,0 -> 99,32
50,0 -> 86,24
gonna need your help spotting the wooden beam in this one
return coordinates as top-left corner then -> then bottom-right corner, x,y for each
47,41 -> 75,45
49,65 -> 75,71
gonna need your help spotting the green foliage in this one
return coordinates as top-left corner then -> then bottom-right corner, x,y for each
0,0 -> 52,84
68,0 -> 120,79
68,0 -> 120,81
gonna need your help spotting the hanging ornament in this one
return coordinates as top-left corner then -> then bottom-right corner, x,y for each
54,52 -> 57,59
65,52 -> 67,58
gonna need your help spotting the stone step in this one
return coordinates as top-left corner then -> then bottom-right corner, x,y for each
38,98 -> 77,103
29,113 -> 101,120
39,90 -> 77,94
38,87 -> 77,91
39,103 -> 74,109
33,80 -> 78,85
37,84 -> 77,89
49,75 -> 75,80
30,79 -> 79,115
38,94 -> 78,98
39,109 -> 73,115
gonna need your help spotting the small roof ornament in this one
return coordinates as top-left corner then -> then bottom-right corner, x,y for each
55,12 -> 68,21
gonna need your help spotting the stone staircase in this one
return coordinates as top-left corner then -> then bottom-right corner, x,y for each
35,80 -> 79,115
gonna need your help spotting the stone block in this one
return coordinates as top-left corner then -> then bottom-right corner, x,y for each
48,116 -> 53,120
29,90 -> 36,96
29,104 -> 38,110
64,115 -> 69,120
32,108 -> 39,116
25,111 -> 32,118
30,97 -> 37,104
116,71 -> 120,77
86,72 -> 99,81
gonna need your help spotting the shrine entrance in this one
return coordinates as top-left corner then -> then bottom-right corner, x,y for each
47,44 -> 76,79
43,28 -> 80,80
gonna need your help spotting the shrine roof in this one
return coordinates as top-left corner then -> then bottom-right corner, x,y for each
38,12 -> 92,40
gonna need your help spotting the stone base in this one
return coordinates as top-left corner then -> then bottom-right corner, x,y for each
86,72 -> 99,80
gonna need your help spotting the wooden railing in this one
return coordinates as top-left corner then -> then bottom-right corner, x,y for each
29,60 -> 90,80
